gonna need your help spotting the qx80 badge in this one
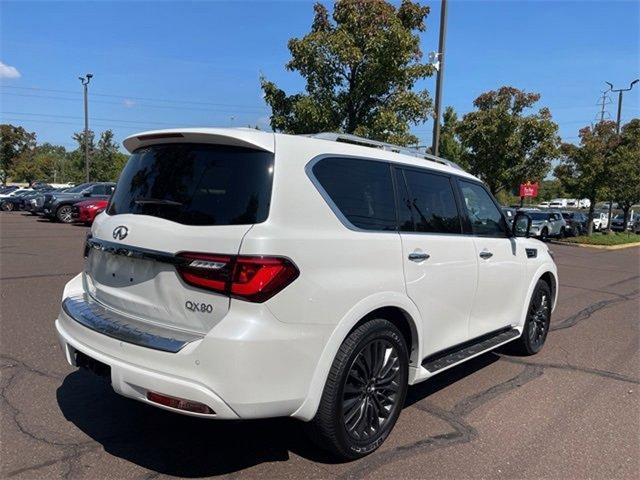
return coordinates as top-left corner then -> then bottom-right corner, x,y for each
112,226 -> 128,240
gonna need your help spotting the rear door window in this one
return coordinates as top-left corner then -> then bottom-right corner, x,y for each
107,144 -> 274,226
398,168 -> 462,234
312,157 -> 397,231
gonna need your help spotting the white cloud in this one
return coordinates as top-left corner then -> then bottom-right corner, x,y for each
0,61 -> 21,79
123,99 -> 136,108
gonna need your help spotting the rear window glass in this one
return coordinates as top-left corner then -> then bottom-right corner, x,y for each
312,157 -> 397,231
107,144 -> 274,226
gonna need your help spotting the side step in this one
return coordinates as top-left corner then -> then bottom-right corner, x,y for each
421,328 -> 520,373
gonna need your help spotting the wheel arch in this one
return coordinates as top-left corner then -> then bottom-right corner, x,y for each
291,292 -> 422,421
517,266 -> 558,329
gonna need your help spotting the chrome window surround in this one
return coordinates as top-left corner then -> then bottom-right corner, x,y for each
62,294 -> 203,353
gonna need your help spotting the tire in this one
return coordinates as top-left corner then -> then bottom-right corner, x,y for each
56,205 -> 74,223
307,319 -> 409,460
559,227 -> 566,238
3,202 -> 14,211
539,228 -> 549,242
504,280 -> 552,356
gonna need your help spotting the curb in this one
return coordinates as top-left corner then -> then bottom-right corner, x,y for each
549,240 -> 640,250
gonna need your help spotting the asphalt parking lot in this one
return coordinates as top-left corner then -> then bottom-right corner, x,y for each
1,211 -> 639,479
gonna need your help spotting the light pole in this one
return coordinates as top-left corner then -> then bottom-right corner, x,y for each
431,0 -> 448,157
604,79 -> 638,231
79,73 -> 93,182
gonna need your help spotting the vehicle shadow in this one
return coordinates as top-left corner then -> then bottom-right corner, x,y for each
56,352 -> 500,477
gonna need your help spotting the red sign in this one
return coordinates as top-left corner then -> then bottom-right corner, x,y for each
519,182 -> 539,198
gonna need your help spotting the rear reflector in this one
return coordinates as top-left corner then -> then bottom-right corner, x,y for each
146,391 -> 214,415
176,252 -> 299,303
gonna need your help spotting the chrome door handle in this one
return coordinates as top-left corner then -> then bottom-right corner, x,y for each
479,251 -> 493,259
408,252 -> 430,262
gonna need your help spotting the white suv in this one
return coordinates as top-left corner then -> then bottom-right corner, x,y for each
56,129 -> 558,459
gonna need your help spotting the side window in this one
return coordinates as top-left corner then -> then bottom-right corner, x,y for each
459,180 -> 508,237
400,168 -> 462,234
312,157 -> 397,231
91,185 -> 106,195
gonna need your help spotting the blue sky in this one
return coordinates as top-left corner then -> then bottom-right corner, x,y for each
1,0 -> 639,152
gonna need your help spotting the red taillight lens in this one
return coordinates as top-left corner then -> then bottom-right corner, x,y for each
176,253 -> 299,302
176,253 -> 233,294
231,256 -> 299,302
146,391 -> 214,415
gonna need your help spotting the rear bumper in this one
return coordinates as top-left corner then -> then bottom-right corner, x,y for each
56,274 -> 333,420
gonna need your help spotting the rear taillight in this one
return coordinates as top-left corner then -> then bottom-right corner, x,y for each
176,253 -> 299,303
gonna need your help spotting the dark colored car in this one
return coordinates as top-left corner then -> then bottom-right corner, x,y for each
46,182 -> 115,223
561,211 -> 589,236
0,190 -> 34,211
0,185 -> 19,195
611,212 -> 637,232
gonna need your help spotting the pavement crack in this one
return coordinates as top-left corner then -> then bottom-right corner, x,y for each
337,364 -> 542,479
551,289 -> 639,331
500,356 -> 640,385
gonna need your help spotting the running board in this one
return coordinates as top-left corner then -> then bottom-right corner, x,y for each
421,328 -> 520,373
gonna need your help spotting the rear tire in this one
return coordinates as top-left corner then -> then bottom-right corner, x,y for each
3,202 -> 14,211
539,228 -> 549,242
307,319 -> 409,460
504,280 -> 552,356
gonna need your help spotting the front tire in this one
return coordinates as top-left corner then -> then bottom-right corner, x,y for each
539,228 -> 549,242
56,205 -> 74,223
505,280 -> 552,355
307,319 -> 409,460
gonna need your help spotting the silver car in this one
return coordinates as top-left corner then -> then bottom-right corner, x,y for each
522,210 -> 567,240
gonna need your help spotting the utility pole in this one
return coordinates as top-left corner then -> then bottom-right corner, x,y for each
595,90 -> 611,124
604,79 -> 639,231
431,0 -> 448,157
79,73 -> 93,182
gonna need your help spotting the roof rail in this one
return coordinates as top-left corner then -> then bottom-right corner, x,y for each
305,132 -> 464,170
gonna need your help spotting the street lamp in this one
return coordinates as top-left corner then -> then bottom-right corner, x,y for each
79,73 -> 93,182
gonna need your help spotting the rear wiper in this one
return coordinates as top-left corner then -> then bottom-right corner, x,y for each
134,198 -> 183,206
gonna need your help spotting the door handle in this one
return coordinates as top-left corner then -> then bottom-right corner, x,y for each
408,252 -> 430,262
479,250 -> 493,259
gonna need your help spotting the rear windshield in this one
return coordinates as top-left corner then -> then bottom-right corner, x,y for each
107,143 -> 274,226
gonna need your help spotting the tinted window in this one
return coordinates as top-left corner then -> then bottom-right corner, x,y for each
527,211 -> 552,221
91,184 -> 113,195
313,157 -> 396,231
107,144 -> 273,226
399,169 -> 461,234
459,181 -> 508,236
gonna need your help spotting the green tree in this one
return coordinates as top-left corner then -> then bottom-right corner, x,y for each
0,124 -> 36,184
10,143 -> 67,184
261,0 -> 434,146
67,130 -> 97,182
537,179 -> 566,202
456,86 -> 560,195
92,130 -> 128,181
437,106 -> 464,166
609,119 -> 640,228
555,121 -> 620,235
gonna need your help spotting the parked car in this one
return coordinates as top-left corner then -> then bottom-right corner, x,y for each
0,187 -> 32,200
537,201 -> 550,208
561,211 -> 588,236
611,211 -> 637,232
45,182 -> 115,223
0,185 -> 19,195
592,211 -> 609,231
72,198 -> 109,225
55,129 -> 558,460
632,217 -> 640,234
0,189 -> 35,211
522,209 -> 566,240
549,198 -> 568,208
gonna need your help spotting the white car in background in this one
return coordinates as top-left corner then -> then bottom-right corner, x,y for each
55,128 -> 558,459
592,212 -> 609,231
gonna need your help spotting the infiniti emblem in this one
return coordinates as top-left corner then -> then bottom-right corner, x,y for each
112,225 -> 129,240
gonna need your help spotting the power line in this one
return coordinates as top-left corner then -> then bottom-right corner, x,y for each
3,110 -> 200,127
0,85 -> 269,112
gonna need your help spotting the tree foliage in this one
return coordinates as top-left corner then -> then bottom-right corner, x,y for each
0,124 -> 36,184
2,124 -> 128,184
437,106 -> 464,167
456,86 -> 560,194
608,119 -> 640,226
554,120 -> 620,234
261,0 -> 434,145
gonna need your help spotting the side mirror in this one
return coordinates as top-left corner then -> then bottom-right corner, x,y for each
513,212 -> 531,238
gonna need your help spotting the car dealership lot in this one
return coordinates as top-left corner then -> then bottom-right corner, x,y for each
1,211 -> 638,479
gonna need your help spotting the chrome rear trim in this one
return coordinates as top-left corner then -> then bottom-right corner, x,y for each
62,294 -> 203,353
